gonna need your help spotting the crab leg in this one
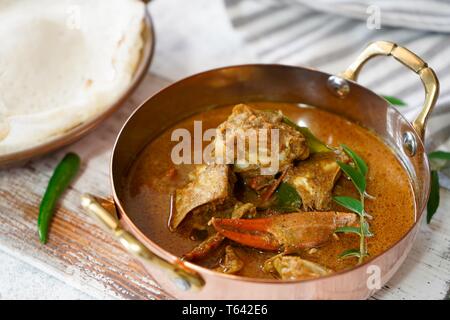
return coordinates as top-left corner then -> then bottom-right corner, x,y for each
182,203 -> 257,261
211,218 -> 280,250
182,233 -> 225,261
211,211 -> 357,252
260,166 -> 290,202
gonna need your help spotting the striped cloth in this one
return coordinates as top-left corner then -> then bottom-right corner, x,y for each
224,0 -> 450,154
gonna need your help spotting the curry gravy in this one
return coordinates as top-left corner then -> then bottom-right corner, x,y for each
123,102 -> 415,278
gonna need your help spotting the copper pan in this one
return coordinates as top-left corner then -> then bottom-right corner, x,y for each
0,3 -> 154,167
81,41 -> 439,299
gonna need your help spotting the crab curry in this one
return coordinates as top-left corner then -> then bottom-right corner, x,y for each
123,103 -> 415,280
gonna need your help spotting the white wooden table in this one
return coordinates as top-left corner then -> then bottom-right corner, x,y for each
1,0 -> 449,300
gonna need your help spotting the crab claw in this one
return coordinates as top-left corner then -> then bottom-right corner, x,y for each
211,211 -> 357,252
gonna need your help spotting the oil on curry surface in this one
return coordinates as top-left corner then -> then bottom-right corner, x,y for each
123,102 -> 415,280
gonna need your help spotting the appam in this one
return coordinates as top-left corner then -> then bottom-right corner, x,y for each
0,0 -> 154,165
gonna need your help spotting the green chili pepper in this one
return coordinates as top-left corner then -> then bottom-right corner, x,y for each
38,152 -> 81,244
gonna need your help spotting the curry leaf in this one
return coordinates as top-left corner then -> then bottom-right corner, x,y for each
427,170 -> 440,224
335,226 -> 361,236
341,144 -> 368,176
333,196 -> 363,216
362,221 -> 374,237
335,145 -> 372,264
339,248 -> 361,259
425,151 -> 449,223
383,95 -> 406,106
282,116 -> 331,153
428,151 -> 450,160
275,182 -> 302,210
337,161 -> 366,194
428,150 -> 450,171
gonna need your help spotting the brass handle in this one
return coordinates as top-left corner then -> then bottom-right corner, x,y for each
341,40 -> 439,140
80,194 -> 205,291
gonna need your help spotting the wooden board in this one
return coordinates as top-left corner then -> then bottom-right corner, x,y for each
0,73 -> 449,300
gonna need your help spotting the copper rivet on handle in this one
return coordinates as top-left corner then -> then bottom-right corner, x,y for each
403,131 -> 417,156
327,75 -> 350,98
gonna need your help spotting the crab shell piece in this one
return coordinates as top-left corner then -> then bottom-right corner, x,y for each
264,255 -> 333,280
211,211 -> 358,252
